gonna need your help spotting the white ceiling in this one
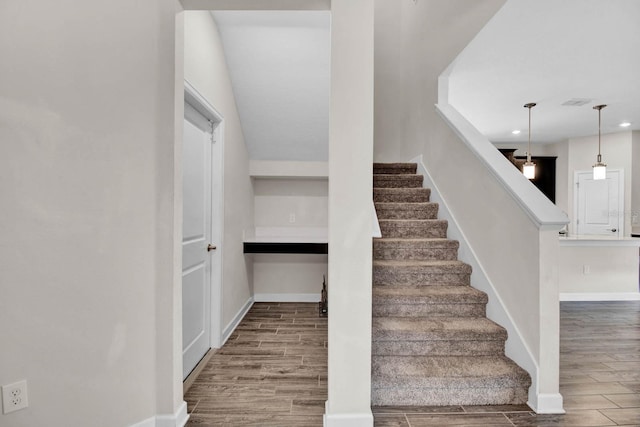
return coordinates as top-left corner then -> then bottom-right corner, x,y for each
212,11 -> 330,161
212,2 -> 639,160
448,0 -> 640,145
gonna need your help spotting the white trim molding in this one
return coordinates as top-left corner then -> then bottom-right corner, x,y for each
324,402 -> 374,427
560,292 -> 640,301
254,293 -> 321,303
222,296 -> 254,345
130,401 -> 189,427
529,393 -> 566,415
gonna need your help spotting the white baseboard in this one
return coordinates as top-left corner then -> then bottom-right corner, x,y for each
324,402 -> 374,427
130,416 -> 155,427
528,393 -> 565,414
560,292 -> 640,301
130,401 -> 189,427
157,402 -> 189,427
254,293 -> 321,303
222,296 -> 254,345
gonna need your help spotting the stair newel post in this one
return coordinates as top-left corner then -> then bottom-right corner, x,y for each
325,0 -> 375,425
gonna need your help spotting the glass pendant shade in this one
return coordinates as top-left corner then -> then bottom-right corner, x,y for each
523,162 -> 536,179
593,160 -> 606,180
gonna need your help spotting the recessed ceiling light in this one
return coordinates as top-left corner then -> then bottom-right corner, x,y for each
619,122 -> 631,127
512,130 -> 521,135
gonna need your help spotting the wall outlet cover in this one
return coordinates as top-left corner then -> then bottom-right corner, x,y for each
2,380 -> 28,414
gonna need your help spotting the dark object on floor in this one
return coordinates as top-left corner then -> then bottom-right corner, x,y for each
319,275 -> 328,317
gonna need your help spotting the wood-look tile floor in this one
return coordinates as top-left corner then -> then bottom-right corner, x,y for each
185,303 -> 327,426
185,301 -> 640,426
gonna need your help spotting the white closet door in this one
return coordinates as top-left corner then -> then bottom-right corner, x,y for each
182,101 -> 212,380
576,170 -> 622,237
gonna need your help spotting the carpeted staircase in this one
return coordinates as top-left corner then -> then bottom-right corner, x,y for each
371,162 -> 531,407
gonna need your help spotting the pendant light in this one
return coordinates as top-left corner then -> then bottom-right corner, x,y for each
523,102 -> 537,179
592,104 -> 607,180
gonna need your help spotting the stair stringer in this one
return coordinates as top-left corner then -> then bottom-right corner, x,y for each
409,155 -> 555,414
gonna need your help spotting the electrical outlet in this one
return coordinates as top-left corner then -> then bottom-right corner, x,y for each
289,213 -> 296,224
2,380 -> 28,414
583,265 -> 591,275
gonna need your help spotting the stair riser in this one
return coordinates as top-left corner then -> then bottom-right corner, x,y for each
374,175 -> 424,188
371,386 -> 529,406
373,269 -> 470,286
375,204 -> 438,220
373,164 -> 417,175
372,339 -> 504,356
372,303 -> 486,318
373,189 -> 430,203
374,247 -> 458,261
380,221 -> 448,239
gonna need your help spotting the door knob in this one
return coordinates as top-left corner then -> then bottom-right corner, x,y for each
207,244 -> 217,252
611,229 -> 617,232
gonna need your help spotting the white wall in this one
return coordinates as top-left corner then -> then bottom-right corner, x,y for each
184,11 -> 255,330
253,254 -> 327,299
254,178 -> 328,229
559,245 -> 639,296
373,0 -> 506,161
252,178 -> 328,299
0,1 -> 181,426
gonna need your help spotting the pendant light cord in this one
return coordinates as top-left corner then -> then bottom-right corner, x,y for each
524,103 -> 536,163
594,104 -> 606,163
597,107 -> 602,162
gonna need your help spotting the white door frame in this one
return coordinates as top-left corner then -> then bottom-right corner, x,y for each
573,169 -> 624,237
184,80 -> 225,348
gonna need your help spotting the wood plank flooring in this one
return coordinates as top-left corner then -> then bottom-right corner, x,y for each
185,302 -> 327,426
185,301 -> 640,426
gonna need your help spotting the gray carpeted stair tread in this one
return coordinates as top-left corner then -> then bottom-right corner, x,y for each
373,355 -> 530,382
373,261 -> 471,287
373,259 -> 471,272
374,238 -> 459,261
372,286 -> 487,318
373,163 -> 417,175
375,202 -> 439,220
373,188 -> 431,203
372,355 -> 531,406
374,174 -> 424,188
379,219 -> 448,238
373,285 -> 487,305
372,317 -> 506,342
374,237 -> 458,246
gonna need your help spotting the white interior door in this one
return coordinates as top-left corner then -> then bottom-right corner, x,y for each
182,101 -> 212,380
575,170 -> 623,237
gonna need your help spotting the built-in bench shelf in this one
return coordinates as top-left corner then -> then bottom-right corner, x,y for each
243,242 -> 328,254
243,227 -> 328,254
